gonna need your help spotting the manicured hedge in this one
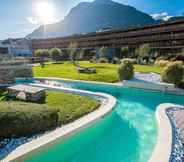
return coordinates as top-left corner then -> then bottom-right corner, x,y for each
98,58 -> 108,63
118,59 -> 134,81
162,62 -> 184,86
0,102 -> 59,138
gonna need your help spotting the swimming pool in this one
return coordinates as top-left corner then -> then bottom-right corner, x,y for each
14,80 -> 184,162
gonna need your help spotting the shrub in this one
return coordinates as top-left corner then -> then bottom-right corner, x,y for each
98,58 -> 108,63
0,102 -> 59,138
178,79 -> 184,89
161,62 -> 184,86
154,59 -> 170,67
173,61 -> 183,65
112,57 -> 121,64
49,48 -> 63,62
118,59 -> 134,81
90,56 -> 97,63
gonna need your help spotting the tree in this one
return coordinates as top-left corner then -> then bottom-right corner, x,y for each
180,48 -> 184,55
121,46 -> 129,58
99,46 -> 108,58
136,44 -> 151,64
34,49 -> 49,58
78,48 -> 85,60
34,49 -> 49,67
34,49 -> 43,57
175,48 -> 184,62
68,42 -> 78,63
49,48 -> 62,62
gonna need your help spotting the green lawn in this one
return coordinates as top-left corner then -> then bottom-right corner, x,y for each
33,61 -> 163,83
0,89 -> 100,124
0,88 -> 7,101
46,91 -> 100,124
0,89 -> 100,138
134,64 -> 163,74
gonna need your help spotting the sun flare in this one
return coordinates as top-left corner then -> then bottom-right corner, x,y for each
34,2 -> 56,24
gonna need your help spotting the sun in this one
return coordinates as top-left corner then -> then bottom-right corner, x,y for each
35,2 -> 56,24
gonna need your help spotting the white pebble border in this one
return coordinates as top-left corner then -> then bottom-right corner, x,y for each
2,84 -> 116,162
149,103 -> 184,162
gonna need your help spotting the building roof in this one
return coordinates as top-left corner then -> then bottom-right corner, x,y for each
8,84 -> 45,94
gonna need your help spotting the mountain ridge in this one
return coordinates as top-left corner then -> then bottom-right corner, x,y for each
27,0 -> 156,39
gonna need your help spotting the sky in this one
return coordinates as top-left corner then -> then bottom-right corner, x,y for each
0,0 -> 184,40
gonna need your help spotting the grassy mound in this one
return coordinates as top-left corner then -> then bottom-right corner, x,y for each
0,89 -> 100,138
46,91 -> 100,124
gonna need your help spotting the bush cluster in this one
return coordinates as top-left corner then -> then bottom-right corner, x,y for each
162,62 -> 184,86
98,58 -> 108,63
0,102 -> 59,138
154,59 -> 170,67
118,59 -> 134,81
112,57 -> 121,64
178,79 -> 184,89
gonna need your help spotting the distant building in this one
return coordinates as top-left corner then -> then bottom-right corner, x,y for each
0,41 -> 9,54
32,18 -> 184,58
0,38 -> 32,57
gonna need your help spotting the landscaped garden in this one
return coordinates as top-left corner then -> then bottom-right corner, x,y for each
33,61 -> 164,83
33,43 -> 184,87
0,88 -> 100,139
0,44 -> 184,161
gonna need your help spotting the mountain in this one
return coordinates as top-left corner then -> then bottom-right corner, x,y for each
27,0 -> 156,39
168,16 -> 184,21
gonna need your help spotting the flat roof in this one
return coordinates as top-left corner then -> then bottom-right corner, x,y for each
8,84 -> 45,94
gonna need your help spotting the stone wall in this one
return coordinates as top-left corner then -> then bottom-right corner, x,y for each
0,68 -> 15,84
0,55 -> 33,84
14,67 -> 33,78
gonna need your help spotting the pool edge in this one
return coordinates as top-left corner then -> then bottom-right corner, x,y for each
31,77 -> 184,95
2,85 -> 117,162
149,103 -> 183,162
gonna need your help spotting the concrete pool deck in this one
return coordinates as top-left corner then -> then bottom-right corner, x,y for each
2,84 -> 116,162
149,103 -> 184,162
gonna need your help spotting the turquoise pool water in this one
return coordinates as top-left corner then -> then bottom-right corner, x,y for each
16,80 -> 184,162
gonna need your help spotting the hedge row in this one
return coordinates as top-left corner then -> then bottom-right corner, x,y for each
0,102 -> 59,139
